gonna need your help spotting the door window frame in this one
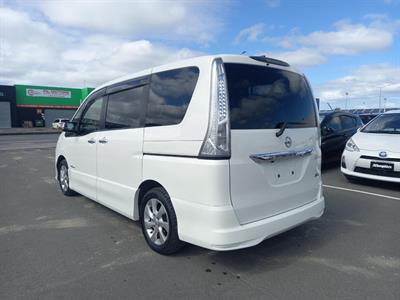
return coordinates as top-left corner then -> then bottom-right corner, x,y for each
69,75 -> 152,136
75,96 -> 107,136
104,77 -> 150,131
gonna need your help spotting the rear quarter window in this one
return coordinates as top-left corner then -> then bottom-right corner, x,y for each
225,63 -> 317,130
146,67 -> 199,126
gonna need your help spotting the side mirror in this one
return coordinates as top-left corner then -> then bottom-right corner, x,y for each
63,121 -> 78,133
321,126 -> 333,136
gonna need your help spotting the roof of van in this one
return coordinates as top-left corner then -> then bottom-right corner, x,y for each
92,54 -> 299,95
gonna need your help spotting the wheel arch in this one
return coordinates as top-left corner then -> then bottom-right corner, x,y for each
133,180 -> 167,221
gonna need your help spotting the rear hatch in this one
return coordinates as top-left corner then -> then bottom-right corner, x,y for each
225,63 -> 321,225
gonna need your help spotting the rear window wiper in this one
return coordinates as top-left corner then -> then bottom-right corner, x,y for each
275,121 -> 308,137
275,122 -> 287,137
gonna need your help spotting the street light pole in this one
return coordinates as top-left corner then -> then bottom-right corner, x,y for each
378,83 -> 393,113
345,92 -> 349,110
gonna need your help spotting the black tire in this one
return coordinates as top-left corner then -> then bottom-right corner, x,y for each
58,159 -> 77,196
140,187 -> 184,254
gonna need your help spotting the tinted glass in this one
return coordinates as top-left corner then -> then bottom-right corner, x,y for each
72,88 -> 105,122
362,113 -> 400,134
79,97 -> 104,134
146,67 -> 199,126
105,86 -> 145,129
225,63 -> 317,129
340,116 -> 356,129
327,116 -> 342,131
72,106 -> 84,122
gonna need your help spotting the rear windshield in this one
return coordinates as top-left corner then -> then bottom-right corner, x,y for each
361,113 -> 400,134
225,63 -> 317,129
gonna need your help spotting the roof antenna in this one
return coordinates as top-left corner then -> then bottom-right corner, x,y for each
240,51 -> 247,55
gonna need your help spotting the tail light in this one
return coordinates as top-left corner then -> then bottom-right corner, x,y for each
199,58 -> 230,159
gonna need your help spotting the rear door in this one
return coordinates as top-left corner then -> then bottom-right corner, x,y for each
225,63 -> 321,224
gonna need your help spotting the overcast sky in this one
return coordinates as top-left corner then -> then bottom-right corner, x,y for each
0,0 -> 399,110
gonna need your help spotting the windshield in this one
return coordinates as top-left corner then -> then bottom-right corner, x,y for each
225,63 -> 317,129
361,113 -> 400,134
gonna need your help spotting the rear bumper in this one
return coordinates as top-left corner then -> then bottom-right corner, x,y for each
173,195 -> 325,251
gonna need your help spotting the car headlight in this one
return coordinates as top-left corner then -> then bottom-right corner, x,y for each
345,138 -> 360,152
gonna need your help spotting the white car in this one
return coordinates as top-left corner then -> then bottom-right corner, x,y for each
55,55 -> 324,254
52,118 -> 69,129
341,110 -> 400,183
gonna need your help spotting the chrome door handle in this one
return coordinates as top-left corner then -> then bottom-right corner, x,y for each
98,137 -> 108,144
87,138 -> 96,144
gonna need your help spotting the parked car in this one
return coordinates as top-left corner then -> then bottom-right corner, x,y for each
52,118 -> 69,129
56,55 -> 324,254
320,111 -> 363,163
341,110 -> 400,183
359,113 -> 378,125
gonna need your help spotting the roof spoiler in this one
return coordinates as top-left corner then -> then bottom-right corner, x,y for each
249,55 -> 290,67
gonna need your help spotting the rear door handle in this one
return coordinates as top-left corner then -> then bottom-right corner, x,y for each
98,137 -> 108,144
88,138 -> 96,144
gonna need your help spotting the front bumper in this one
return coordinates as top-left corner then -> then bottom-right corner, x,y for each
341,149 -> 400,183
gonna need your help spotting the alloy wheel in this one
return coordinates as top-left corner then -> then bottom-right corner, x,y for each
143,198 -> 170,246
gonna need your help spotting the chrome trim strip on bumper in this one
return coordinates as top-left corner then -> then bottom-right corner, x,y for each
249,147 -> 313,162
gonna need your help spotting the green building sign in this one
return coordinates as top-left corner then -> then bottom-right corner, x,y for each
15,85 -> 94,108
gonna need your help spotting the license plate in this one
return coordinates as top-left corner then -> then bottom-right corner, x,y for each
370,161 -> 394,171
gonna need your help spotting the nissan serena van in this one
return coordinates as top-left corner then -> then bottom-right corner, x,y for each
56,55 -> 325,254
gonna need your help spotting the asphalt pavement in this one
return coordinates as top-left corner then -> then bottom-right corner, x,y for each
0,134 -> 59,151
0,135 -> 399,300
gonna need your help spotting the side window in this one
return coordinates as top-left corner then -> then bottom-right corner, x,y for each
105,86 -> 145,129
79,97 -> 104,134
341,116 -> 356,129
72,88 -> 105,122
71,105 -> 85,122
327,116 -> 342,132
146,67 -> 199,126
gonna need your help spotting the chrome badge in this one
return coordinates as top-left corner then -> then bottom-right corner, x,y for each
284,136 -> 292,148
379,151 -> 387,158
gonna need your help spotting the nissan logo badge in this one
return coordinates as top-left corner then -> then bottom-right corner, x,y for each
284,136 -> 292,148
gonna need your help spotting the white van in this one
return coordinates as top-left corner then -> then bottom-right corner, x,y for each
56,55 -> 324,254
